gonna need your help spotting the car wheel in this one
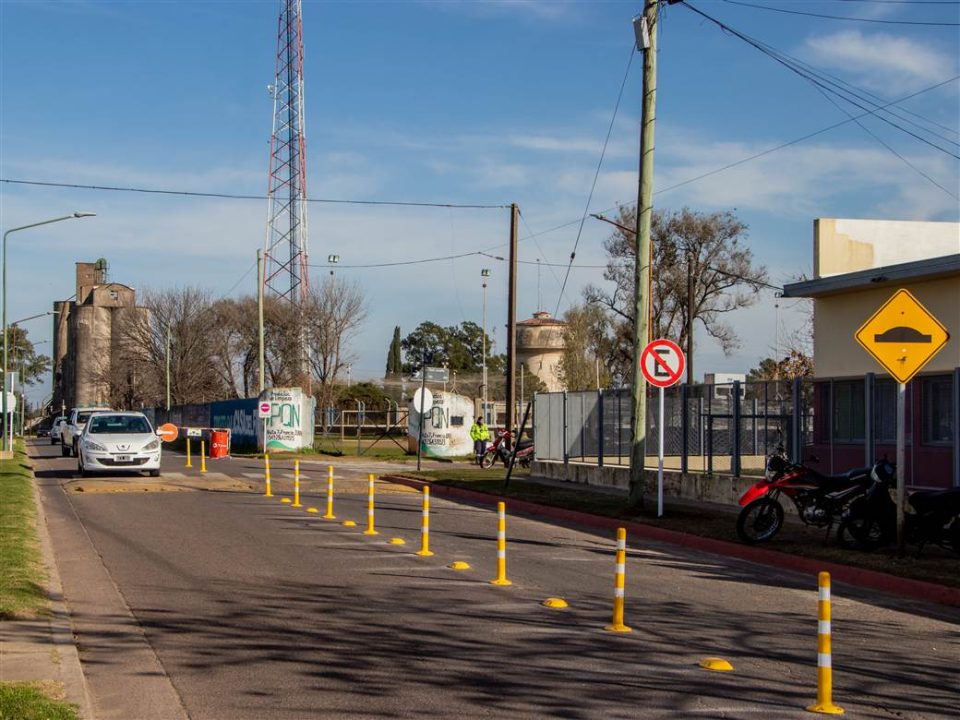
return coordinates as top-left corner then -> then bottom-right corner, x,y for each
72,441 -> 78,458
149,470 -> 161,478
61,444 -> 70,457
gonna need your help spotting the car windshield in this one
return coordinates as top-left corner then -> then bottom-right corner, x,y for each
76,412 -> 98,425
88,415 -> 152,435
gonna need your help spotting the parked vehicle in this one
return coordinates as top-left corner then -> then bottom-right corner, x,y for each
50,416 -> 67,445
61,406 -> 113,457
77,411 -> 162,478
736,447 -> 874,544
838,463 -> 960,556
480,429 -> 535,469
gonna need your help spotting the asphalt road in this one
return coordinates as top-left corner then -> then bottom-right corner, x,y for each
29,441 -> 960,719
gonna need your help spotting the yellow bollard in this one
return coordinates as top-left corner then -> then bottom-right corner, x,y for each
264,454 -> 273,497
185,438 -> 192,468
604,527 -> 631,633
292,458 -> 302,507
200,440 -> 207,474
323,465 -> 336,519
490,501 -> 512,586
807,572 -> 844,715
416,486 -> 434,556
364,473 -> 378,535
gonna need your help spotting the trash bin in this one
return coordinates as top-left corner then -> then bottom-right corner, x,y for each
210,430 -> 230,458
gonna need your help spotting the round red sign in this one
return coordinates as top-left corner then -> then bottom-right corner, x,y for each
640,339 -> 686,388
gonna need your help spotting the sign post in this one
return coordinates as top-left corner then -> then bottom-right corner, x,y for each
640,339 -> 686,518
258,401 -> 272,455
855,288 -> 949,550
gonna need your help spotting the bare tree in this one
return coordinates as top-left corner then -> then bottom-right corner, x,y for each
586,206 -> 768,381
557,303 -> 617,391
304,276 -> 368,411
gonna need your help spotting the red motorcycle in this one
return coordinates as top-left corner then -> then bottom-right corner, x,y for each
480,429 -> 534,469
736,447 -> 874,544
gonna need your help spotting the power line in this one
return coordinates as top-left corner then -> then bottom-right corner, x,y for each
307,251 -> 486,269
680,2 -> 960,159
555,44 -> 636,318
719,0 -> 960,24
0,178 -> 509,210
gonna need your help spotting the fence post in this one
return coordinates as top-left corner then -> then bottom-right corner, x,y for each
580,393 -> 586,461
864,372 -> 875,467
732,380 -> 742,477
617,388 -> 623,463
792,378 -> 802,465
680,384 -> 689,475
752,397 -> 758,458
597,389 -> 604,468
562,391 -> 569,466
706,388 -> 714,476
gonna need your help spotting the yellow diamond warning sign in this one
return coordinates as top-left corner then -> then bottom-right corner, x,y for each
855,289 -> 950,384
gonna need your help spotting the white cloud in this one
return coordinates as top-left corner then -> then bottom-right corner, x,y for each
427,0 -> 577,22
801,30 -> 957,93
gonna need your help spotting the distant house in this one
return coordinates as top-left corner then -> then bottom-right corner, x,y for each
782,219 -> 959,489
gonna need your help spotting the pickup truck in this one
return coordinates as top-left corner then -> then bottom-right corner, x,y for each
61,407 -> 113,457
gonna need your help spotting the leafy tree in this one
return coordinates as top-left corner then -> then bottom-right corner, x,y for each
557,303 -> 617,391
400,321 -> 493,373
747,351 -> 814,382
333,381 -> 391,411
585,206 -> 768,383
3,326 -> 50,388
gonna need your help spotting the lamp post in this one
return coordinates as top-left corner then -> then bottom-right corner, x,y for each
328,254 -> 340,276
481,268 -> 491,423
3,212 -> 95,453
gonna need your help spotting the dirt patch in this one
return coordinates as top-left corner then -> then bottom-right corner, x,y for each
65,472 -> 254,494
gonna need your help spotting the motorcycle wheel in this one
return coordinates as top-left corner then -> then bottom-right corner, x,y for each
837,517 -> 886,551
479,451 -> 498,469
736,498 -> 784,544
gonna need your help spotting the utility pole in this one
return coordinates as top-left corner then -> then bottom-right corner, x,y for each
165,322 -> 171,411
629,1 -> 659,507
505,204 -> 519,440
257,249 -> 265,394
481,268 -> 490,422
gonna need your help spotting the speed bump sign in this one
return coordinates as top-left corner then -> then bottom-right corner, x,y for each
855,289 -> 949,384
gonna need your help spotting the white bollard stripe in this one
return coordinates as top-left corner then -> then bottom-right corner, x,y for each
818,653 -> 832,668
819,587 -> 830,602
368,509 -> 374,516
498,531 -> 506,541
818,620 -> 831,635
617,539 -> 626,551
614,587 -> 624,598
497,550 -> 506,559
422,510 -> 429,518
615,563 -> 625,574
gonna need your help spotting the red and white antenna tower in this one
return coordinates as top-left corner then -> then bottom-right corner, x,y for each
264,0 -> 309,308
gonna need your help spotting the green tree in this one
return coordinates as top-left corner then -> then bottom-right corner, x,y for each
557,303 -> 617,391
385,326 -> 402,376
3,326 -> 50,387
400,321 -> 493,373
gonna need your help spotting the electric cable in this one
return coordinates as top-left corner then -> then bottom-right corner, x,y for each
719,0 -> 960,25
554,44 -> 636,318
0,178 -> 509,209
680,2 -> 960,159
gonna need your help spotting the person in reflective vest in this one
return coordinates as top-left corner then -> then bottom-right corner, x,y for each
469,417 -> 490,465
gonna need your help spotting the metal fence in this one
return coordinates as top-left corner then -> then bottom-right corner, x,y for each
533,380 -> 812,476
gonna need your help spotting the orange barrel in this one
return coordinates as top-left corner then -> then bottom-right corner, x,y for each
210,430 -> 230,458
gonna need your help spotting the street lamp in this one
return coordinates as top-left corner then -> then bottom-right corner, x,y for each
481,269 -> 491,423
328,254 -> 340,276
3,212 -> 95,453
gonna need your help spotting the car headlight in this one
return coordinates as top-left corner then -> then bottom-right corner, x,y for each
143,438 -> 160,452
84,440 -> 107,452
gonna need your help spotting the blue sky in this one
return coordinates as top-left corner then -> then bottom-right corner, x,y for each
2,0 -> 958,405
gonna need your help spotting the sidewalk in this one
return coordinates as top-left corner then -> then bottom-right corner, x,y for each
0,467 -> 93,719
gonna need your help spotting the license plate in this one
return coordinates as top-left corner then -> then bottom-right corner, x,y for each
115,455 -> 132,462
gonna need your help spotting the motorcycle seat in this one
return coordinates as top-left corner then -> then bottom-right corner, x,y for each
814,467 -> 871,487
909,488 -> 960,515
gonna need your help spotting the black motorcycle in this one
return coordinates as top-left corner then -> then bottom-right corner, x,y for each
838,463 -> 960,556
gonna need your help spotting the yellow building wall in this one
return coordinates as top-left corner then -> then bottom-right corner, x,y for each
814,276 -> 960,379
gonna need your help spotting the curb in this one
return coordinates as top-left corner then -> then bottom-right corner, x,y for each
381,475 -> 960,608
30,461 -> 96,719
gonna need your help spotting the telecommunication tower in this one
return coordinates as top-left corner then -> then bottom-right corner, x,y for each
264,0 -> 310,308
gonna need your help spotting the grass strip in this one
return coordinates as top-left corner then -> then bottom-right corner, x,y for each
402,468 -> 960,589
0,682 -> 79,720
0,441 -> 47,619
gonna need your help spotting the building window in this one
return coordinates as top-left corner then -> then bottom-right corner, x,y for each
874,379 -> 897,444
832,381 -> 864,442
922,376 -> 953,445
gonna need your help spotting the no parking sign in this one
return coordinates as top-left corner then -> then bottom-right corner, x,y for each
640,338 -> 685,388
641,339 -> 686,519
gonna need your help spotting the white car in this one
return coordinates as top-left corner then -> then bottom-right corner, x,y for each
50,416 -> 67,445
77,412 -> 162,477
62,406 -> 114,457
